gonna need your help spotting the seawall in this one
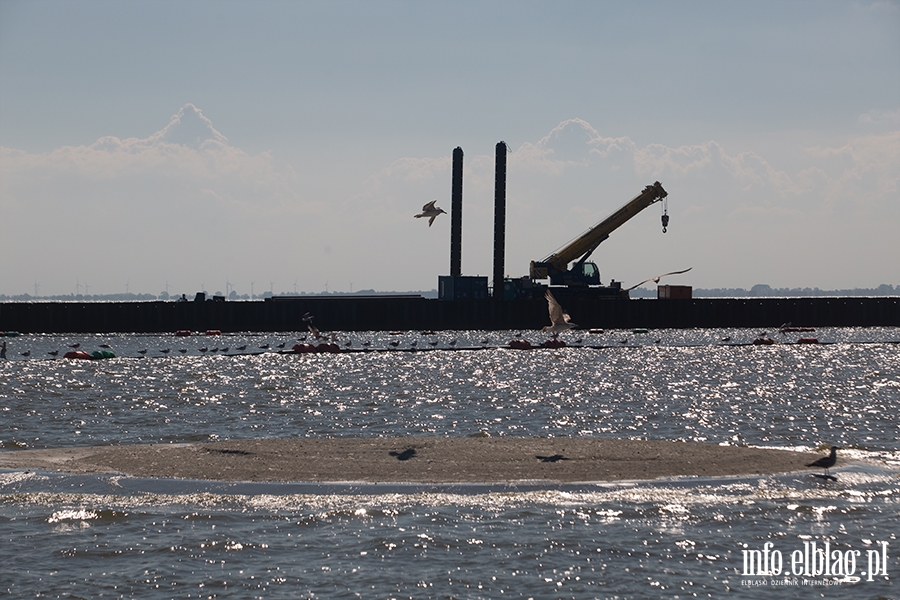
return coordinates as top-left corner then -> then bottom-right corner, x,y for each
2,296 -> 898,334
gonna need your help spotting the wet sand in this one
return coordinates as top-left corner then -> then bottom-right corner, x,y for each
0,438 -> 822,483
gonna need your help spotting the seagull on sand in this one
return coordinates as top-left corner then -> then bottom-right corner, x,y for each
542,290 -> 577,338
807,446 -> 839,477
414,200 -> 446,227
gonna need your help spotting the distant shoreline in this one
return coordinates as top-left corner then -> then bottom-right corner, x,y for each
0,438 -> 821,484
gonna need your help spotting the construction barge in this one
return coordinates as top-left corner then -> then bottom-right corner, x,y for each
1,295 -> 897,334
6,144 -> 896,334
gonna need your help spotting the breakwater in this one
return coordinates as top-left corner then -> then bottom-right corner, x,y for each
2,296 -> 898,334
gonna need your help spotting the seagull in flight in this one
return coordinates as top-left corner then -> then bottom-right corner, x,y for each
302,312 -> 321,338
542,290 -> 577,337
624,267 -> 693,292
414,200 -> 446,227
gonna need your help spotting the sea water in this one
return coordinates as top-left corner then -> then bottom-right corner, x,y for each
1,328 -> 898,598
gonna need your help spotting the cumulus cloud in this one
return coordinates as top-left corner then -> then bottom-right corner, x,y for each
858,107 -> 900,126
0,103 -> 308,215
0,104 -> 320,295
2,112 -> 897,295
350,117 -> 899,289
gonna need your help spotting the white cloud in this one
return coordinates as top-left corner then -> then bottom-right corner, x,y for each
2,111 -> 898,295
0,104 -> 323,296
858,108 -> 900,126
348,119 -> 900,290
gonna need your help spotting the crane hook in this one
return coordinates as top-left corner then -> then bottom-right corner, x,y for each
661,196 -> 669,233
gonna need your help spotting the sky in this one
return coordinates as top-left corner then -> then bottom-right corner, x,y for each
1,0 -> 898,297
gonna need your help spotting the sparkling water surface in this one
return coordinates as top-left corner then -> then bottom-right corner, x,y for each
2,328 -> 898,598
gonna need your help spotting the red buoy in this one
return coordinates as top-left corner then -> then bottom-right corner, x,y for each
541,339 -> 567,348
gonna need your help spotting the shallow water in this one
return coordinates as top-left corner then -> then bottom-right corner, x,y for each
1,328 -> 898,597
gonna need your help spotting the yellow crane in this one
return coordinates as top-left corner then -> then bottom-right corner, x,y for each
529,182 -> 669,289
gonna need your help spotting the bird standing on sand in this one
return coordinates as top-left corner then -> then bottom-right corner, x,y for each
807,446 -> 839,477
542,290 -> 578,338
414,200 -> 446,227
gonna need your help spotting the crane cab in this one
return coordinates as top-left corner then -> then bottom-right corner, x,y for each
530,260 -> 601,287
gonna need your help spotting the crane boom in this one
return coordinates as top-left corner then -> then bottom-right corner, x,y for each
530,181 -> 668,287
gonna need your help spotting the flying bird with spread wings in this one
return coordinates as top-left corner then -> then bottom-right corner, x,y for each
542,290 -> 578,338
414,200 -> 446,227
624,267 -> 693,292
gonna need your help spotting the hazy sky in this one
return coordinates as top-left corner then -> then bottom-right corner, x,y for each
2,0 -> 898,297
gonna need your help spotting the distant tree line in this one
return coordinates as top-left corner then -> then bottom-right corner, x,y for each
0,289 -> 441,301
1,285 -> 896,302
629,283 -> 898,298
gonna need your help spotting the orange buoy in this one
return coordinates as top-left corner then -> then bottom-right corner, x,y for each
175,330 -> 191,337
205,329 -> 222,336
509,339 -> 532,350
63,350 -> 93,360
797,337 -> 819,344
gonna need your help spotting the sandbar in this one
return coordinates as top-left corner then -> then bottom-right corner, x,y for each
0,438 -> 823,483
